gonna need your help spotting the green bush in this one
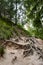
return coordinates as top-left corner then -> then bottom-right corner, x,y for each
17,24 -> 31,36
0,46 -> 5,57
28,27 -> 43,39
34,28 -> 43,39
0,19 -> 14,40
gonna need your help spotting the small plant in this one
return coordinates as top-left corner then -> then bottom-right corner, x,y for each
0,46 -> 5,57
0,19 -> 14,40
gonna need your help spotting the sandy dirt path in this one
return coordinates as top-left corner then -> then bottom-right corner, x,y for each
0,37 -> 43,65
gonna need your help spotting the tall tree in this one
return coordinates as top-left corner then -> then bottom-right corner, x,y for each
15,0 -> 18,24
24,0 -> 43,28
0,0 -> 15,21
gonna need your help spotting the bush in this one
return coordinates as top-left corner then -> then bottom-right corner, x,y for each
0,19 -> 14,40
0,46 -> 5,57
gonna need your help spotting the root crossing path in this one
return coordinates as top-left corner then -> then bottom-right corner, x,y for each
0,37 -> 43,65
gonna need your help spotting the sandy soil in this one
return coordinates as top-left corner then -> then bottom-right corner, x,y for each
0,37 -> 43,65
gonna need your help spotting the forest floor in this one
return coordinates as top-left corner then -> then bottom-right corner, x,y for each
0,36 -> 43,65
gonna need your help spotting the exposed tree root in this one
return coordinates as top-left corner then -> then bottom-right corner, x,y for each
1,38 -> 43,60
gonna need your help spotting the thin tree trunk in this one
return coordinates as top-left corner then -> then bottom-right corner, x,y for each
15,0 -> 17,25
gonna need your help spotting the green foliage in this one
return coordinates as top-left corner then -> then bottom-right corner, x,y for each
24,0 -> 43,39
34,28 -> 43,39
0,0 -> 43,40
0,19 -> 14,40
0,0 -> 25,24
17,24 -> 31,36
0,0 -> 15,21
24,0 -> 43,27
0,18 -> 31,40
0,46 -> 5,57
28,27 -> 43,39
33,18 -> 42,28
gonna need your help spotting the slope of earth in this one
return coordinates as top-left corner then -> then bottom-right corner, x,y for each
0,37 -> 43,65
0,18 -> 43,65
0,18 -> 31,41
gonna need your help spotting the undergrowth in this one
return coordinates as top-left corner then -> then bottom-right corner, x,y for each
0,46 -> 5,57
0,18 -> 31,40
0,19 -> 14,40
